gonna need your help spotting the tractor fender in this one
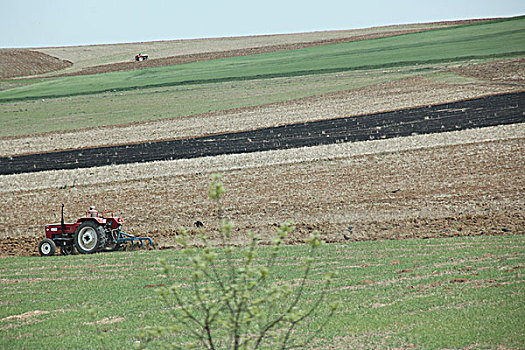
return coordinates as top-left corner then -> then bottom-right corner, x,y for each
78,217 -> 106,225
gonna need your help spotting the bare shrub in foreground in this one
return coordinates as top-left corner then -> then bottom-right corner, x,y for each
139,174 -> 337,349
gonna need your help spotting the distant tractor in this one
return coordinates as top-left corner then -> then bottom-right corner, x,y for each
38,205 -> 153,256
135,53 -> 148,61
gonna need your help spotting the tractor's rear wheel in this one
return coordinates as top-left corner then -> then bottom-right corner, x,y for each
38,238 -> 56,256
74,222 -> 106,254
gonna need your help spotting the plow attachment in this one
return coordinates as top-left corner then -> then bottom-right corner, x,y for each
116,231 -> 154,248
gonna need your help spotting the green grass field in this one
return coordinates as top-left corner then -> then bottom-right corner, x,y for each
0,65 -> 435,137
0,17 -> 524,138
1,234 -> 523,349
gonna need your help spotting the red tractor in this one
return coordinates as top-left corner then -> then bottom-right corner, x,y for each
38,205 -> 153,256
135,53 -> 148,61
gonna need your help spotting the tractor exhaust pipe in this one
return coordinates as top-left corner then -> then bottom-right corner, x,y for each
61,204 -> 65,235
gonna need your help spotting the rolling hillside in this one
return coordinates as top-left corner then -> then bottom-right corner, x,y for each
1,15 -> 524,350
1,17 -> 523,103
0,16 -> 523,254
0,16 -> 523,144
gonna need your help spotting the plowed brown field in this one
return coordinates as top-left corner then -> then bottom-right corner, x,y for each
1,123 -> 523,256
0,49 -> 71,79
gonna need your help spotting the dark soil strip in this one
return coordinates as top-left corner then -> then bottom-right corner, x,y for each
1,92 -> 523,175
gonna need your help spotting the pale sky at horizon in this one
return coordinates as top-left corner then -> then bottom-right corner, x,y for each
1,0 -> 524,48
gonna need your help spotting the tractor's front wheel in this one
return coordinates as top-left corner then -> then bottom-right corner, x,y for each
38,238 -> 56,256
74,222 -> 106,254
